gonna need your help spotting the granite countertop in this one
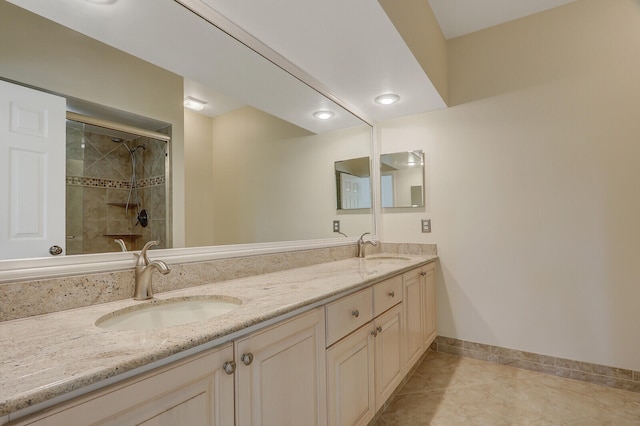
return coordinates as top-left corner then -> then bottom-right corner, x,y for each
0,254 -> 437,418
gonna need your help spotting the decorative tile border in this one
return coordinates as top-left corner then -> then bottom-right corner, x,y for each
66,175 -> 165,189
432,336 -> 640,393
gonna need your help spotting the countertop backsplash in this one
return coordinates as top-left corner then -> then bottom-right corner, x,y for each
0,242 -> 436,322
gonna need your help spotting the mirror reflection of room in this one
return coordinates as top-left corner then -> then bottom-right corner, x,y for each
0,0 -> 374,261
334,157 -> 372,210
381,151 -> 425,208
65,119 -> 170,255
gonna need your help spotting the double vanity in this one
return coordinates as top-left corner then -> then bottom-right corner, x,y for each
0,250 -> 437,425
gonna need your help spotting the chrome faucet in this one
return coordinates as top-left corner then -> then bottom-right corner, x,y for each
357,232 -> 379,258
133,241 -> 170,300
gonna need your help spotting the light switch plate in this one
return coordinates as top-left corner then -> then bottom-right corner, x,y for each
421,219 -> 431,233
333,220 -> 340,233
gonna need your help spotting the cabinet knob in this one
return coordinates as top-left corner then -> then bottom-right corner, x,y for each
420,271 -> 427,277
376,326 -> 382,333
388,291 -> 395,298
351,309 -> 360,318
371,329 -> 378,337
223,361 -> 236,375
241,353 -> 254,366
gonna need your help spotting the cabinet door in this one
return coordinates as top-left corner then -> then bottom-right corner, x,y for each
374,304 -> 403,410
423,266 -> 437,347
235,308 -> 327,426
326,324 -> 375,426
402,268 -> 424,369
14,344 -> 235,426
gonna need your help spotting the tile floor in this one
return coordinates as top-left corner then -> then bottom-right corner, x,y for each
373,351 -> 640,425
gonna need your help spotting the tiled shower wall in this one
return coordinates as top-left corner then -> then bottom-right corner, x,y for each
65,124 -> 169,254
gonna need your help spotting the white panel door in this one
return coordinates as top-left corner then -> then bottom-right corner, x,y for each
0,80 -> 66,259
340,173 -> 371,209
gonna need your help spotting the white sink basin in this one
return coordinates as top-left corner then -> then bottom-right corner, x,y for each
96,296 -> 242,331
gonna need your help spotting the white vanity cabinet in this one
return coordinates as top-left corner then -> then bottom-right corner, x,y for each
234,308 -> 327,426
9,308 -> 327,426
10,344 -> 235,426
403,262 -> 437,370
325,277 -> 404,426
5,261 -> 437,426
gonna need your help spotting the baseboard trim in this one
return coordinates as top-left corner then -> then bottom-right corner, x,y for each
432,336 -> 640,393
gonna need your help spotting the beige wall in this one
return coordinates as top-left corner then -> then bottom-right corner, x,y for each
184,106 -> 372,246
184,109 -> 215,246
381,0 -> 640,370
0,1 -> 186,247
378,0 -> 448,104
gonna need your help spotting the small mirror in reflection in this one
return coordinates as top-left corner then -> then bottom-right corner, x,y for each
335,157 -> 371,210
381,151 -> 425,208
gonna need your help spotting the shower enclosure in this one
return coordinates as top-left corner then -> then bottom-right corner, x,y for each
65,120 -> 170,255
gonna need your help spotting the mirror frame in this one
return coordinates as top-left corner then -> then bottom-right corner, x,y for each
0,0 -> 378,282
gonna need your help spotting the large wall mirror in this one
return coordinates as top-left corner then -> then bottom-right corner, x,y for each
0,0 -> 373,264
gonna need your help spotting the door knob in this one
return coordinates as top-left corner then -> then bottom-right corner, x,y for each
49,245 -> 63,256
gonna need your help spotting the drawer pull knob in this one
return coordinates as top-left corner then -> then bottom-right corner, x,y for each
388,291 -> 395,297
420,272 -> 427,277
376,326 -> 383,333
352,309 -> 360,318
223,361 -> 236,375
371,329 -> 378,337
241,353 -> 254,366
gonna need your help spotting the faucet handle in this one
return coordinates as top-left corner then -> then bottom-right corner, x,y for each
136,240 -> 160,266
114,239 -> 127,252
358,232 -> 371,242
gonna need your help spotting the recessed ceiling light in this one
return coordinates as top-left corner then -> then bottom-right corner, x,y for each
184,96 -> 207,111
313,110 -> 334,120
375,93 -> 400,105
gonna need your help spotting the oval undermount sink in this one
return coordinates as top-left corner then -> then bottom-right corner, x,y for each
96,296 -> 242,331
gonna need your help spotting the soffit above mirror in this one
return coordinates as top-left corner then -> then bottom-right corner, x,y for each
196,0 -> 447,122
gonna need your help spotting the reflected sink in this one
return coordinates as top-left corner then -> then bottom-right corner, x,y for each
364,256 -> 411,261
96,296 -> 242,331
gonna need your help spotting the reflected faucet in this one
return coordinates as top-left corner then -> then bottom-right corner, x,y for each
114,238 -> 128,252
357,232 -> 379,258
133,241 -> 170,300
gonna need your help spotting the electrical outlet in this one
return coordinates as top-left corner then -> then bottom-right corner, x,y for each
333,220 -> 341,233
421,219 -> 431,233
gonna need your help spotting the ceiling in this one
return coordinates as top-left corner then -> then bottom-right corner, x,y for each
8,0 -> 577,127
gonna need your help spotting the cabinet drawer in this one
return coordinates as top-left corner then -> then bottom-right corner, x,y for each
326,288 -> 373,347
373,275 -> 402,316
